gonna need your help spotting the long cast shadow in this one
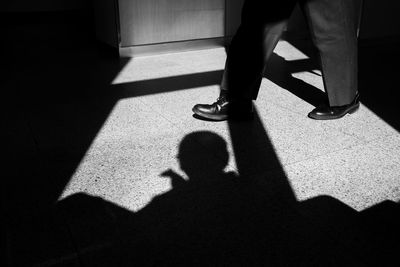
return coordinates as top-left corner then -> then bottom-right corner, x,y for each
49,111 -> 399,266
7,46 -> 400,267
263,50 -> 327,107
115,70 -> 223,98
3,16 -> 224,265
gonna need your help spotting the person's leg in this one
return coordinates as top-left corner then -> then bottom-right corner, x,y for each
193,0 -> 296,121
222,18 -> 288,101
301,0 -> 360,119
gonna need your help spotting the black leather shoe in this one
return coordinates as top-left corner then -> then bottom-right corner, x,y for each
192,96 -> 253,121
192,96 -> 229,121
308,94 -> 360,120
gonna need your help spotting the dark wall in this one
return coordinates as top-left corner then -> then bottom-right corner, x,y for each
288,0 -> 400,40
360,0 -> 400,39
1,0 -> 89,12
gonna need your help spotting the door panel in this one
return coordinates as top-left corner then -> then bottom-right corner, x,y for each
119,0 -> 225,46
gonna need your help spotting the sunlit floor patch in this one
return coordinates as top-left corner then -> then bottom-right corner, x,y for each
59,42 -> 399,213
111,47 -> 227,85
291,70 -> 324,90
274,40 -> 310,61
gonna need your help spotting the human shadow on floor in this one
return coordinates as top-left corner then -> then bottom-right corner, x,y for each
8,53 -> 399,266
50,109 -> 395,266
50,109 -> 400,266
4,18 -> 226,266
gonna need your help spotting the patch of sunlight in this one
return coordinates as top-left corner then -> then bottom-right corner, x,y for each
282,104 -> 400,212
274,40 -> 310,61
58,96 -> 400,214
111,47 -> 227,85
58,41 -> 399,215
291,70 -> 325,90
58,97 -> 181,212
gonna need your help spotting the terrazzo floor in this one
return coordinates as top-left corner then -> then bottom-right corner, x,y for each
57,42 -> 400,212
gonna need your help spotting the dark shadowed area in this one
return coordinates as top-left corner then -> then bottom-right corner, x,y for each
3,6 -> 400,267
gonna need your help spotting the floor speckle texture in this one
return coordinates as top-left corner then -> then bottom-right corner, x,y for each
56,44 -> 399,212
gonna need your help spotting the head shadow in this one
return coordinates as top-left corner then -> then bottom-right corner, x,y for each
47,111 -> 400,267
177,131 -> 230,180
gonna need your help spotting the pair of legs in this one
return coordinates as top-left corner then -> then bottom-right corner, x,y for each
194,0 -> 360,120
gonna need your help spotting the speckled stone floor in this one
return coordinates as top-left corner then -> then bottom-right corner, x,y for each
57,42 -> 400,212
5,20 -> 400,266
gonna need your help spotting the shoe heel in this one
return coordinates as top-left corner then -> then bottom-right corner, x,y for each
348,103 -> 360,114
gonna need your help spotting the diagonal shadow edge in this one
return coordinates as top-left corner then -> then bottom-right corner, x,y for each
228,107 -> 297,204
52,70 -> 223,201
113,70 -> 224,99
56,55 -> 326,207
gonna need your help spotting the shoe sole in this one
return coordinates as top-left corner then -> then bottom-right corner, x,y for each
192,107 -> 228,121
192,107 -> 254,122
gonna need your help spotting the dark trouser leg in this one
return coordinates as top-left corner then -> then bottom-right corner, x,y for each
300,0 -> 358,106
221,0 -> 297,102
